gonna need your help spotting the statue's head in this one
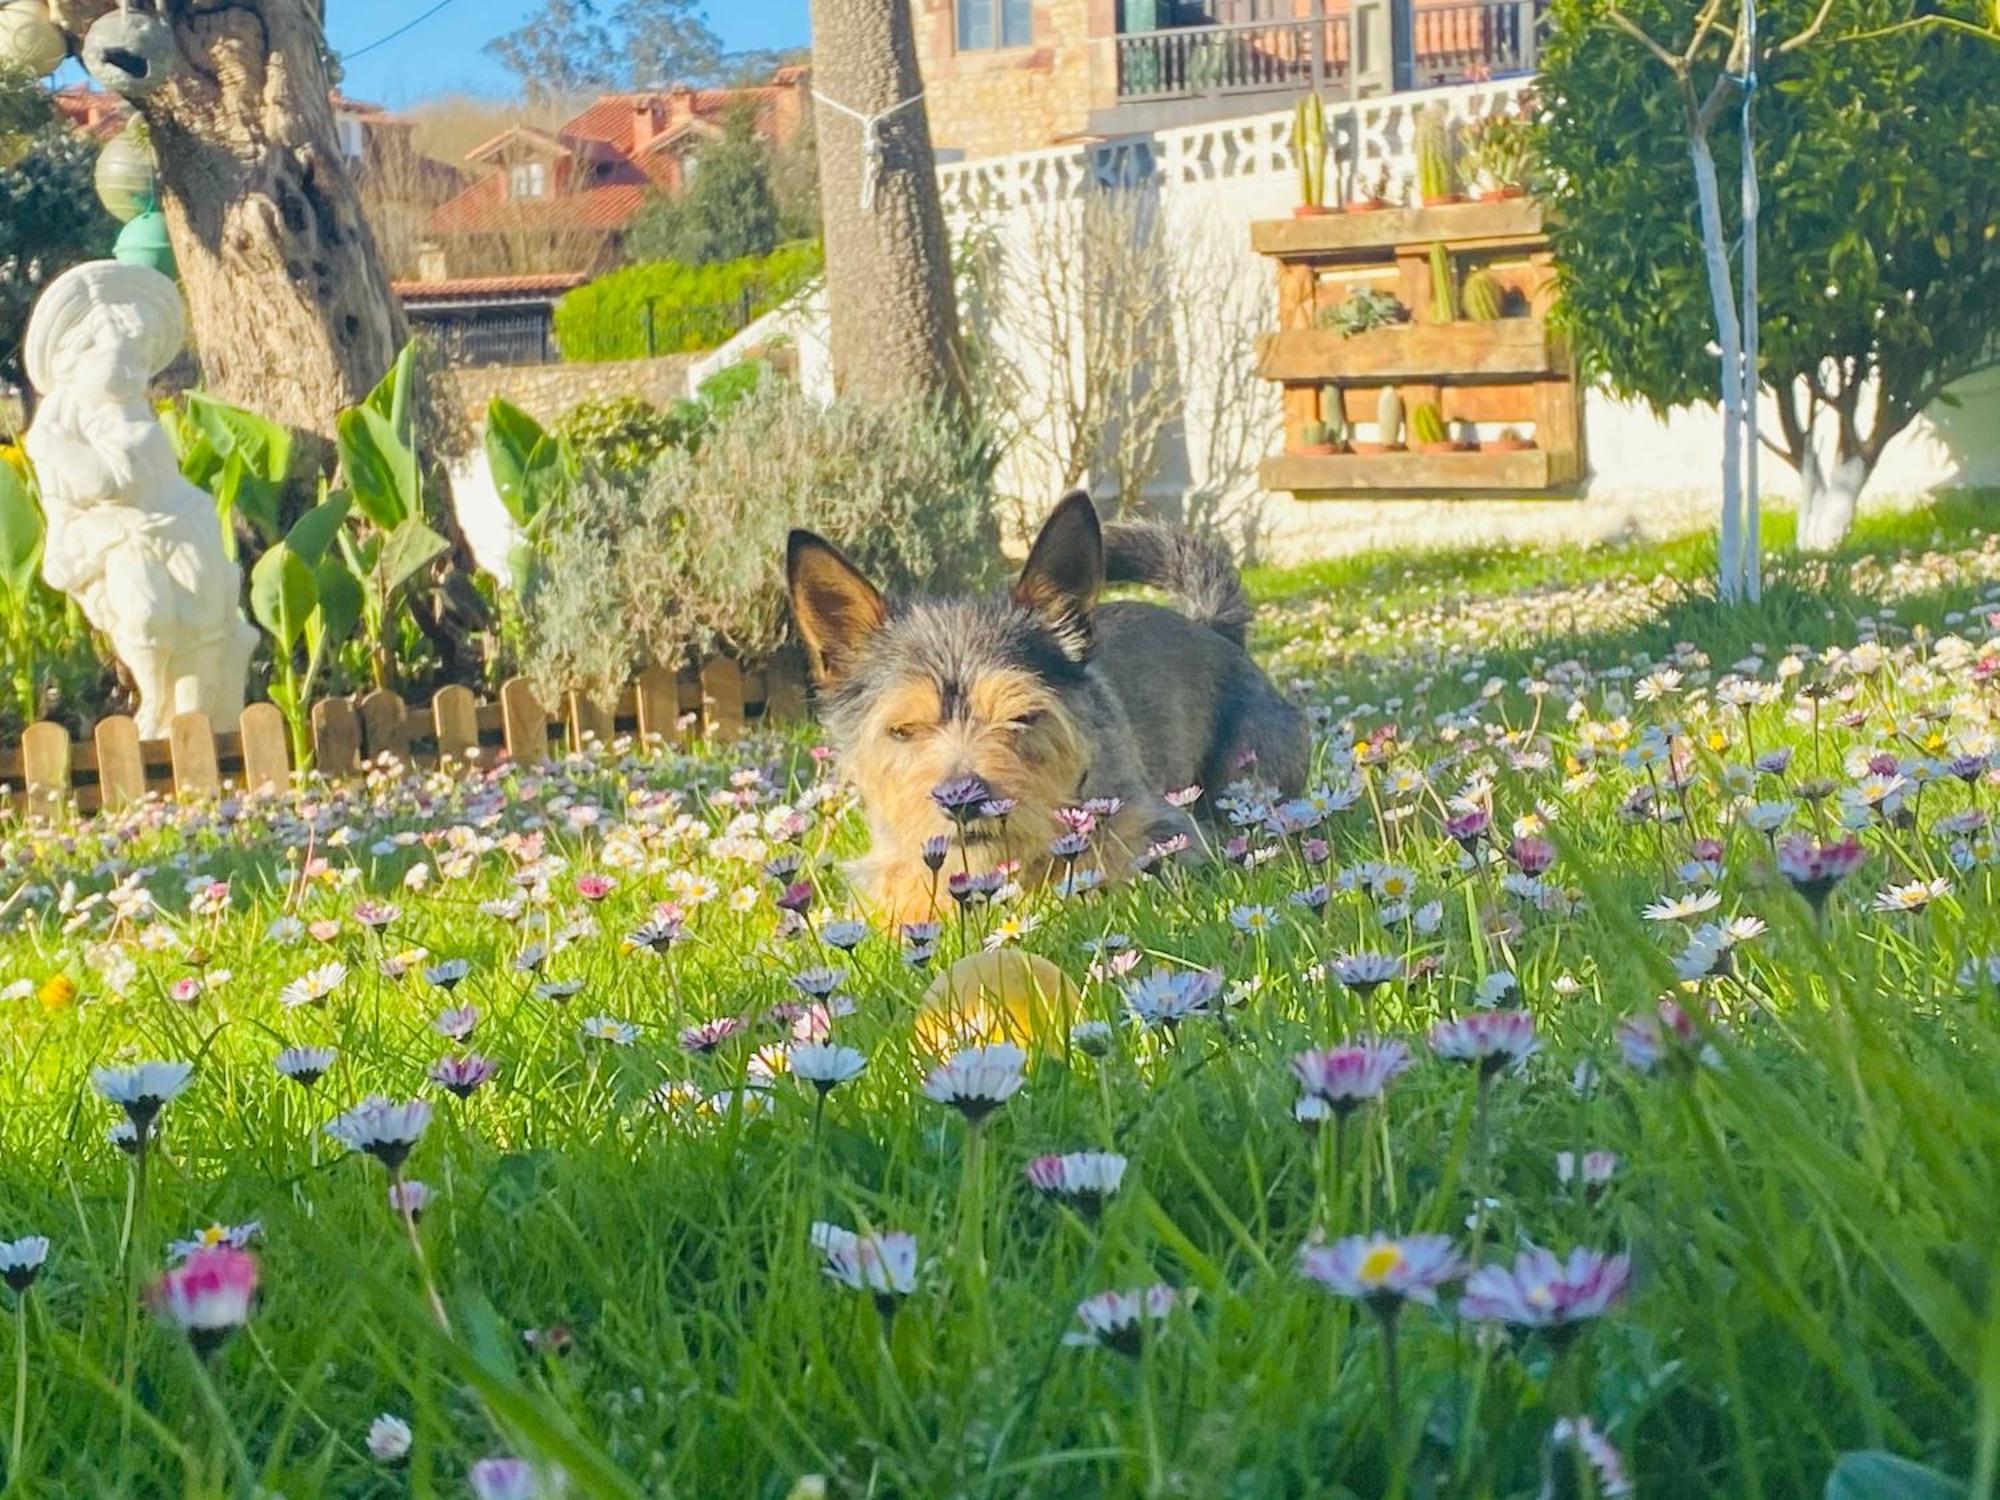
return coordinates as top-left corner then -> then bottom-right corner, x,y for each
24,260 -> 185,402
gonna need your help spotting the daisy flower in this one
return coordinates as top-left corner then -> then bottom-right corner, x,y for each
275,1045 -> 336,1088
1121,968 -> 1223,1029
921,1043 -> 1026,1122
148,1245 -> 257,1356
1063,1284 -> 1188,1355
821,919 -> 868,951
167,1220 -> 260,1263
428,1054 -> 500,1099
366,1413 -> 412,1463
387,1180 -> 431,1220
581,1016 -> 639,1045
278,960 -> 347,1009
1551,1417 -> 1635,1497
1229,903 -> 1279,935
810,1222 -> 920,1308
422,958 -> 471,991
1025,1151 -> 1127,1215
324,1096 -> 432,1173
468,1458 -> 558,1500
680,1015 -> 747,1054
0,1236 -> 49,1292
1461,1246 -> 1631,1338
1873,877 -> 1950,915
1330,952 -> 1403,993
1299,1233 -> 1464,1308
1069,1020 -> 1115,1056
1640,889 -> 1722,923
1775,835 -> 1866,909
91,1060 -> 194,1133
1556,1151 -> 1619,1190
433,1004 -> 480,1041
1429,1011 -> 1539,1076
1290,1041 -> 1411,1113
789,1042 -> 867,1094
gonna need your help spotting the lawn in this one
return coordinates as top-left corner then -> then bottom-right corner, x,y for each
2,497 -> 1997,1498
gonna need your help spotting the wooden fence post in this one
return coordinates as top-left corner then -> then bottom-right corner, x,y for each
432,684 -> 479,764
500,677 -> 550,766
94,716 -> 145,810
762,650 -> 809,726
21,722 -> 71,822
311,699 -> 362,778
565,691 -> 614,754
635,665 -> 682,748
238,703 -> 291,795
359,689 -> 412,766
168,712 -> 220,798
699,657 -> 746,742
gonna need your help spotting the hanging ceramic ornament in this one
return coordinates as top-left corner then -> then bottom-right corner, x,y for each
83,2 -> 176,99
113,209 -> 174,279
0,0 -> 67,77
95,118 -> 157,223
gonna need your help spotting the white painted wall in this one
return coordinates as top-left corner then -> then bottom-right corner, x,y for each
708,80 -> 1998,564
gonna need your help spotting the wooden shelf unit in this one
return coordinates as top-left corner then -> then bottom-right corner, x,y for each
1251,198 -> 1586,499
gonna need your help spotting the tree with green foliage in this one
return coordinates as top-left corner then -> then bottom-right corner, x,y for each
0,71 -> 116,400
626,106 -> 781,265
486,0 -> 723,96
1538,0 -> 2000,575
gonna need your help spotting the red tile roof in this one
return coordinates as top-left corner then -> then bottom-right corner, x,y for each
393,273 -> 589,301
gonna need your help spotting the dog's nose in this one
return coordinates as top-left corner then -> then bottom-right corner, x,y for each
931,773 -> 994,818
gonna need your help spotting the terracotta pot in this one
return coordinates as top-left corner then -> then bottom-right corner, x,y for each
1351,441 -> 1403,455
1478,185 -> 1528,202
1483,437 -> 1537,452
1421,193 -> 1464,207
1292,203 -> 1334,218
1350,197 -> 1388,212
1413,439 -> 1459,455
1292,441 -> 1337,457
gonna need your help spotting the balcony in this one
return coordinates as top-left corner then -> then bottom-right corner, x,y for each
1089,0 -> 1543,136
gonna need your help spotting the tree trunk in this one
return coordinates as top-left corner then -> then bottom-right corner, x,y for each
1687,121 -> 1747,603
1796,448 -> 1867,552
49,0 -> 404,464
806,0 -> 967,411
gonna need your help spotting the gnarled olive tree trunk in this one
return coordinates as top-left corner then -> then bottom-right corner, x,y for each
806,0 -> 966,412
48,0 -> 404,458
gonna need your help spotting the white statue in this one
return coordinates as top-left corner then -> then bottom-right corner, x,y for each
23,261 -> 257,740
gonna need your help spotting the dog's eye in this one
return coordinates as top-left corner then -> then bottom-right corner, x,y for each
888,723 -> 921,742
1008,711 -> 1046,731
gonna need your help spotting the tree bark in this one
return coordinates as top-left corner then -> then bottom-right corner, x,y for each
49,0 -> 404,463
806,0 -> 967,411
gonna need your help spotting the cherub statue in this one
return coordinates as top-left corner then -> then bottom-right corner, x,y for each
23,261 -> 256,740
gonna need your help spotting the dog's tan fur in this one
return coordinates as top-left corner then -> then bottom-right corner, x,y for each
789,494 -> 1308,923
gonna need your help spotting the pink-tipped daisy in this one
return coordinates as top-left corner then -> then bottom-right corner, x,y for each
1461,1245 -> 1631,1340
1063,1284 -> 1189,1355
1429,1011 -> 1540,1077
148,1244 -> 257,1356
1290,1041 -> 1411,1114
921,1043 -> 1026,1122
1299,1232 -> 1464,1309
1025,1151 -> 1127,1215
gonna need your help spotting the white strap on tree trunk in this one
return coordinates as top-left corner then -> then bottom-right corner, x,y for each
812,88 -> 925,212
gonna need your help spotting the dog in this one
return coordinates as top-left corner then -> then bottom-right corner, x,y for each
786,492 -> 1309,922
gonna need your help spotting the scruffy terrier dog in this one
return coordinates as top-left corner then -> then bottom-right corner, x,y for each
787,492 -> 1309,922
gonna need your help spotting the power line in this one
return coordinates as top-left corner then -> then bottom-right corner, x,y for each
341,0 -> 467,62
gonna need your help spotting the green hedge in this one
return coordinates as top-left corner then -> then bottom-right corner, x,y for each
553,242 -> 822,363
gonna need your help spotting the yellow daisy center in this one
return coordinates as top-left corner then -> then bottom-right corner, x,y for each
1358,1243 -> 1406,1285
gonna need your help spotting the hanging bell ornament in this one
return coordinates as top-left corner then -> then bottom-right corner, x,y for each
0,0 -> 67,77
95,117 -> 158,223
83,3 -> 177,99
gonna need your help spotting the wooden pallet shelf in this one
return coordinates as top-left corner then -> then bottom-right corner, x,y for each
1257,320 -> 1560,382
1252,194 -> 1585,500
1261,448 -> 1567,498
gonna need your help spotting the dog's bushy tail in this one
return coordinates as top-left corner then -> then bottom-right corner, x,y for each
1102,520 -> 1252,648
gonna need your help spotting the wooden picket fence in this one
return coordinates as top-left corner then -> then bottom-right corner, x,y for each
0,652 -> 810,822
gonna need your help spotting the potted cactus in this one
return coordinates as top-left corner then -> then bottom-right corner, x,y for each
1293,420 -> 1335,457
1464,113 -> 1532,201
1291,93 -> 1332,217
1427,242 -> 1458,324
1409,401 -> 1459,454
1350,161 -> 1392,212
1356,386 -> 1405,454
1321,381 -> 1350,452
1414,103 -> 1460,207
1462,269 -> 1506,322
1483,425 -> 1538,453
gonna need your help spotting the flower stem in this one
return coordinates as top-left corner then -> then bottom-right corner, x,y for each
391,1170 -> 452,1334
10,1294 -> 26,1484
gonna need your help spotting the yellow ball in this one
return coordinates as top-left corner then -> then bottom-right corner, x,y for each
915,949 -> 1079,1058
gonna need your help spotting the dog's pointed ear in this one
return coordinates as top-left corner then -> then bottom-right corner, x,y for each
1013,492 -> 1103,661
788,530 -> 888,682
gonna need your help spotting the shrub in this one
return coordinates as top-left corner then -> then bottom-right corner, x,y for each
625,105 -> 781,266
521,384 -> 1000,706
552,243 -> 821,363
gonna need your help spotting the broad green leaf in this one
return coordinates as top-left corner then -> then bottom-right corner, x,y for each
376,518 -> 448,597
285,491 -> 353,566
483,398 -> 567,527
0,458 -> 45,598
1825,1453 -> 1965,1500
311,555 -> 362,646
249,542 -> 318,655
337,406 -> 420,533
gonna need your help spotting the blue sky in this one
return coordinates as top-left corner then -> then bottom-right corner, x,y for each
328,0 -> 811,106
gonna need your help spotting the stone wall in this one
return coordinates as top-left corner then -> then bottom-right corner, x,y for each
909,0 -> 1103,160
435,353 -> 699,434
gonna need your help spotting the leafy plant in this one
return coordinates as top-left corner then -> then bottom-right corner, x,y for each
249,484 -> 358,767
165,393 -> 293,556
626,104 -> 782,265
1319,287 -> 1407,338
1291,92 -> 1327,210
1460,111 -> 1534,194
1428,242 -> 1458,323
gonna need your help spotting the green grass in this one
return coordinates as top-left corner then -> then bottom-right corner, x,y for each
1,498 -> 1998,1497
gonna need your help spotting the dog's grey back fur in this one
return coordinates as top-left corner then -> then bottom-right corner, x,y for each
1103,521 -> 1253,648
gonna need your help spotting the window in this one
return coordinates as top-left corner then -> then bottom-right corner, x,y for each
509,161 -> 547,198
957,0 -> 1032,50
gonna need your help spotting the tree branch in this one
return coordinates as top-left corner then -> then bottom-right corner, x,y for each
1776,0 -> 1844,54
1604,5 -> 1686,71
